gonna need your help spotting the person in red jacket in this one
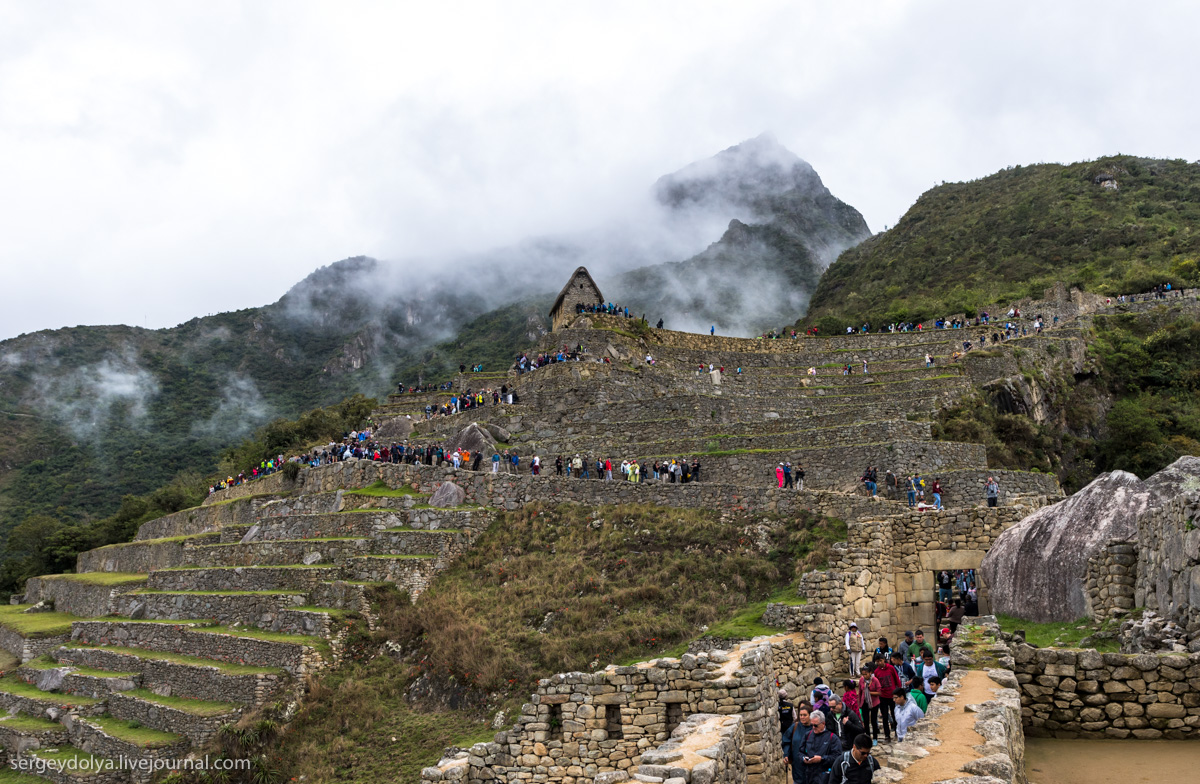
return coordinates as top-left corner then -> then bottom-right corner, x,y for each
871,653 -> 901,742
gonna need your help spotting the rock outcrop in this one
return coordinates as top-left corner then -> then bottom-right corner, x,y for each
443,423 -> 496,455
982,456 -> 1200,623
982,470 -> 1150,622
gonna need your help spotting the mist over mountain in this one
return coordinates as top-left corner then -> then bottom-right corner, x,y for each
0,135 -> 862,535
607,134 -> 871,333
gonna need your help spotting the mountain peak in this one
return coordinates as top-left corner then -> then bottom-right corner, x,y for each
653,133 -> 823,210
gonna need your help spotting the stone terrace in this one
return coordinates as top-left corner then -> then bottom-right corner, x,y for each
2,483 -> 491,781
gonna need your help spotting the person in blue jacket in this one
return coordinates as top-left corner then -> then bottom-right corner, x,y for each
799,711 -> 843,784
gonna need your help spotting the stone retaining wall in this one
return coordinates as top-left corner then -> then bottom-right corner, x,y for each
70,717 -> 190,783
631,713 -> 745,784
134,496 -> 281,541
69,620 -> 329,676
106,691 -> 236,747
1085,540 -> 1138,621
146,565 -> 339,592
76,534 -> 221,574
1013,643 -> 1200,738
1134,491 -> 1200,639
23,576 -> 145,618
201,459 -> 1053,527
0,625 -> 70,663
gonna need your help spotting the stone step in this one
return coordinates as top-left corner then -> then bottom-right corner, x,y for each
17,743 -> 132,783
51,644 -> 285,707
71,715 -> 189,780
146,565 -> 342,592
106,689 -> 240,748
68,620 -> 329,677
181,537 -> 375,566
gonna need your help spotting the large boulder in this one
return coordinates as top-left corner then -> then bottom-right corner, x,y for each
444,423 -> 496,455
430,482 -> 466,508
982,456 -> 1200,622
981,470 -> 1150,622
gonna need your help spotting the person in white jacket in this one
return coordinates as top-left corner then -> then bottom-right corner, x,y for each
845,623 -> 866,676
892,689 -> 925,741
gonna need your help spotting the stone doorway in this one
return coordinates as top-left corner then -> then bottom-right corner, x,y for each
894,549 -> 990,635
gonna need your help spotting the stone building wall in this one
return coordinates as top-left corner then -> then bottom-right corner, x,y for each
1013,643 -> 1200,738
795,507 -> 1030,657
422,638 -> 796,784
1134,491 -> 1200,639
550,269 -> 604,331
1084,540 -> 1138,621
0,625 -> 70,663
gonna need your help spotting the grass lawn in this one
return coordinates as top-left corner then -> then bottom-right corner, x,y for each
0,768 -> 47,783
705,588 -> 807,641
0,605 -> 79,639
997,613 -> 1123,652
26,745 -> 108,767
91,715 -> 183,748
121,688 -> 239,717
345,481 -> 426,498
38,572 -> 148,587
0,713 -> 64,732
193,625 -> 330,654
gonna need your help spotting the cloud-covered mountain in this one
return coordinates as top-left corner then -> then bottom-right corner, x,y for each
0,135 -> 868,532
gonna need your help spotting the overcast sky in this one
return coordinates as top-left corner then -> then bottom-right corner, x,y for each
1,0 -> 1197,340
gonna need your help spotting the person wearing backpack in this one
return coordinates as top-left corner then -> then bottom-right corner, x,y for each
829,734 -> 880,784
799,712 -> 842,784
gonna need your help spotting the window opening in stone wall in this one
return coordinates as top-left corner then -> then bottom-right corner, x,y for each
665,702 -> 684,735
605,706 -> 624,739
548,703 -> 563,740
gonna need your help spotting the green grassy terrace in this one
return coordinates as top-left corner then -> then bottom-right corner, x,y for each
90,715 -> 183,748
0,673 -> 100,706
193,624 -> 330,653
345,481 -> 426,498
37,572 -> 147,587
998,613 -> 1122,652
121,688 -> 239,717
23,656 -> 137,679
0,605 -> 81,639
0,712 -> 64,733
62,643 -> 284,676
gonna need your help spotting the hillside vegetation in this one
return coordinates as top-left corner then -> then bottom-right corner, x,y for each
274,502 -> 836,783
803,156 -> 1200,327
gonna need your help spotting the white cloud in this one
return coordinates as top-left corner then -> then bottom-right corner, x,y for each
1,0 -> 1197,339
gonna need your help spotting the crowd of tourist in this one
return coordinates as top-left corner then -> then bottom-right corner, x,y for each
780,591 -> 984,780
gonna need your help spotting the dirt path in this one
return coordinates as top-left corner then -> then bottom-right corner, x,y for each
891,669 -> 995,784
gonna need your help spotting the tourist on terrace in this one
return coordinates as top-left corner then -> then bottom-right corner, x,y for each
828,734 -> 880,784
799,711 -> 842,784
829,697 -> 865,746
796,464 -> 805,491
782,703 -> 813,779
845,623 -> 866,676
891,689 -> 924,741
985,476 -> 1000,507
859,664 -> 883,744
917,649 -> 948,703
871,654 -> 900,742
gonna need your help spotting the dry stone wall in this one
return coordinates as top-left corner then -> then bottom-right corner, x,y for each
1084,540 -> 1138,621
77,533 -> 221,574
1134,491 -> 1200,640
134,495 -> 281,541
23,576 -> 145,617
422,638 -> 801,784
1013,643 -> 1200,738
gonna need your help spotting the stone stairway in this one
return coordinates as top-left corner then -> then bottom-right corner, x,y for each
1,486 -> 493,781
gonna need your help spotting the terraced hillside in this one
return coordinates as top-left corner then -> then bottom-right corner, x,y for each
0,484 -> 491,781
5,296 -> 1152,781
